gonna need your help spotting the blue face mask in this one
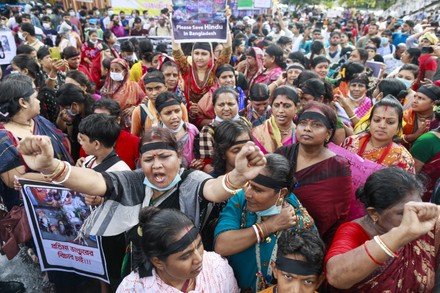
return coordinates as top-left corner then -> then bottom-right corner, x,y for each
143,172 -> 181,191
396,77 -> 413,89
381,37 -> 389,46
67,108 -> 77,117
255,192 -> 282,217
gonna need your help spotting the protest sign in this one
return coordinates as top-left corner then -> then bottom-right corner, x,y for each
172,0 -> 228,43
20,179 -> 109,283
327,143 -> 385,220
0,30 -> 17,65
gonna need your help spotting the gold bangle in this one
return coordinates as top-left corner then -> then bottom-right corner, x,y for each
225,172 -> 244,190
42,160 -> 62,181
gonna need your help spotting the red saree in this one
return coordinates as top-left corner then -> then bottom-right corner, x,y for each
325,222 -> 440,292
276,143 -> 352,248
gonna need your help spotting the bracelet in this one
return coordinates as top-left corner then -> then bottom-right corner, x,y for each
225,172 -> 244,190
255,223 -> 265,240
221,175 -> 242,195
42,160 -> 63,181
373,235 -> 398,258
252,225 -> 261,243
402,134 -> 409,144
52,162 -> 72,184
364,242 -> 384,266
48,76 -> 57,81
349,114 -> 357,120
51,161 -> 68,181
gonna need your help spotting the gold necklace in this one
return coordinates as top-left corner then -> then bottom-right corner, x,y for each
279,125 -> 292,135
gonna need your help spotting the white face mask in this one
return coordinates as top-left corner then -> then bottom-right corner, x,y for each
43,23 -> 51,29
108,10 -> 114,16
18,32 -> 26,41
124,55 -> 134,61
110,71 -> 124,81
69,11 -> 75,17
396,77 -> 413,89
46,9 -> 52,15
10,70 -> 20,75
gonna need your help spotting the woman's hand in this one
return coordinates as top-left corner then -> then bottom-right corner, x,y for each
17,136 -> 57,174
334,90 -> 352,112
189,102 -> 199,119
397,201 -> 440,244
76,157 -> 85,167
83,194 -> 104,206
264,201 -> 298,233
230,141 -> 266,184
189,159 -> 204,170
58,108 -> 73,124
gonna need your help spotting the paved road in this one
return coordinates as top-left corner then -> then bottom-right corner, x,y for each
0,247 -> 47,292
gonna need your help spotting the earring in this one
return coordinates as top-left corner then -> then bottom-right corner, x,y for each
22,106 -> 28,109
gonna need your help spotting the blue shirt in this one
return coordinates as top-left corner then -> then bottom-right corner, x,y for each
392,32 -> 410,46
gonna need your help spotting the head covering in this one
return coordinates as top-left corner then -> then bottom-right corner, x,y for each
418,85 -> 440,101
193,42 -> 211,52
89,18 -> 97,25
420,32 -> 439,45
100,58 -> 130,97
247,47 -> 265,88
134,17 -> 142,24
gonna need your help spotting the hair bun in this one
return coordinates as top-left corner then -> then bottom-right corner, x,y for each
138,206 -> 161,228
355,186 -> 366,204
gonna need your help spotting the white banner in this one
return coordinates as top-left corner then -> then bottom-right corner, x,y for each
254,0 -> 272,9
20,179 -> 109,283
0,30 -> 17,65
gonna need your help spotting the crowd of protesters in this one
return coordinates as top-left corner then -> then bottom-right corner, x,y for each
1,1 -> 440,293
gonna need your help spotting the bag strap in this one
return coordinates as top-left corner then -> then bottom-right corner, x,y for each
139,103 -> 157,130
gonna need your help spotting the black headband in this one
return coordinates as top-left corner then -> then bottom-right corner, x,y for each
287,64 -> 305,71
216,66 -> 235,78
298,112 -> 332,129
156,99 -> 181,113
275,256 -> 323,275
144,76 -> 165,85
159,226 -> 199,256
140,142 -> 176,154
193,42 -> 211,52
252,174 -> 288,190
418,86 -> 439,101
349,78 -> 368,86
230,139 -> 251,147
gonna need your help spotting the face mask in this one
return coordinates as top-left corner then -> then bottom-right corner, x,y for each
124,55 -> 134,61
164,120 -> 184,133
67,108 -> 77,117
69,11 -> 75,17
132,13 -> 136,18
110,71 -> 124,81
46,9 -> 52,15
89,39 -> 97,45
10,70 -> 20,75
43,23 -> 51,29
18,32 -> 26,41
96,11 -> 100,16
381,37 -> 389,46
255,191 -> 282,217
143,172 -> 181,192
396,77 -> 413,89
348,90 -> 365,102
108,11 -> 114,16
